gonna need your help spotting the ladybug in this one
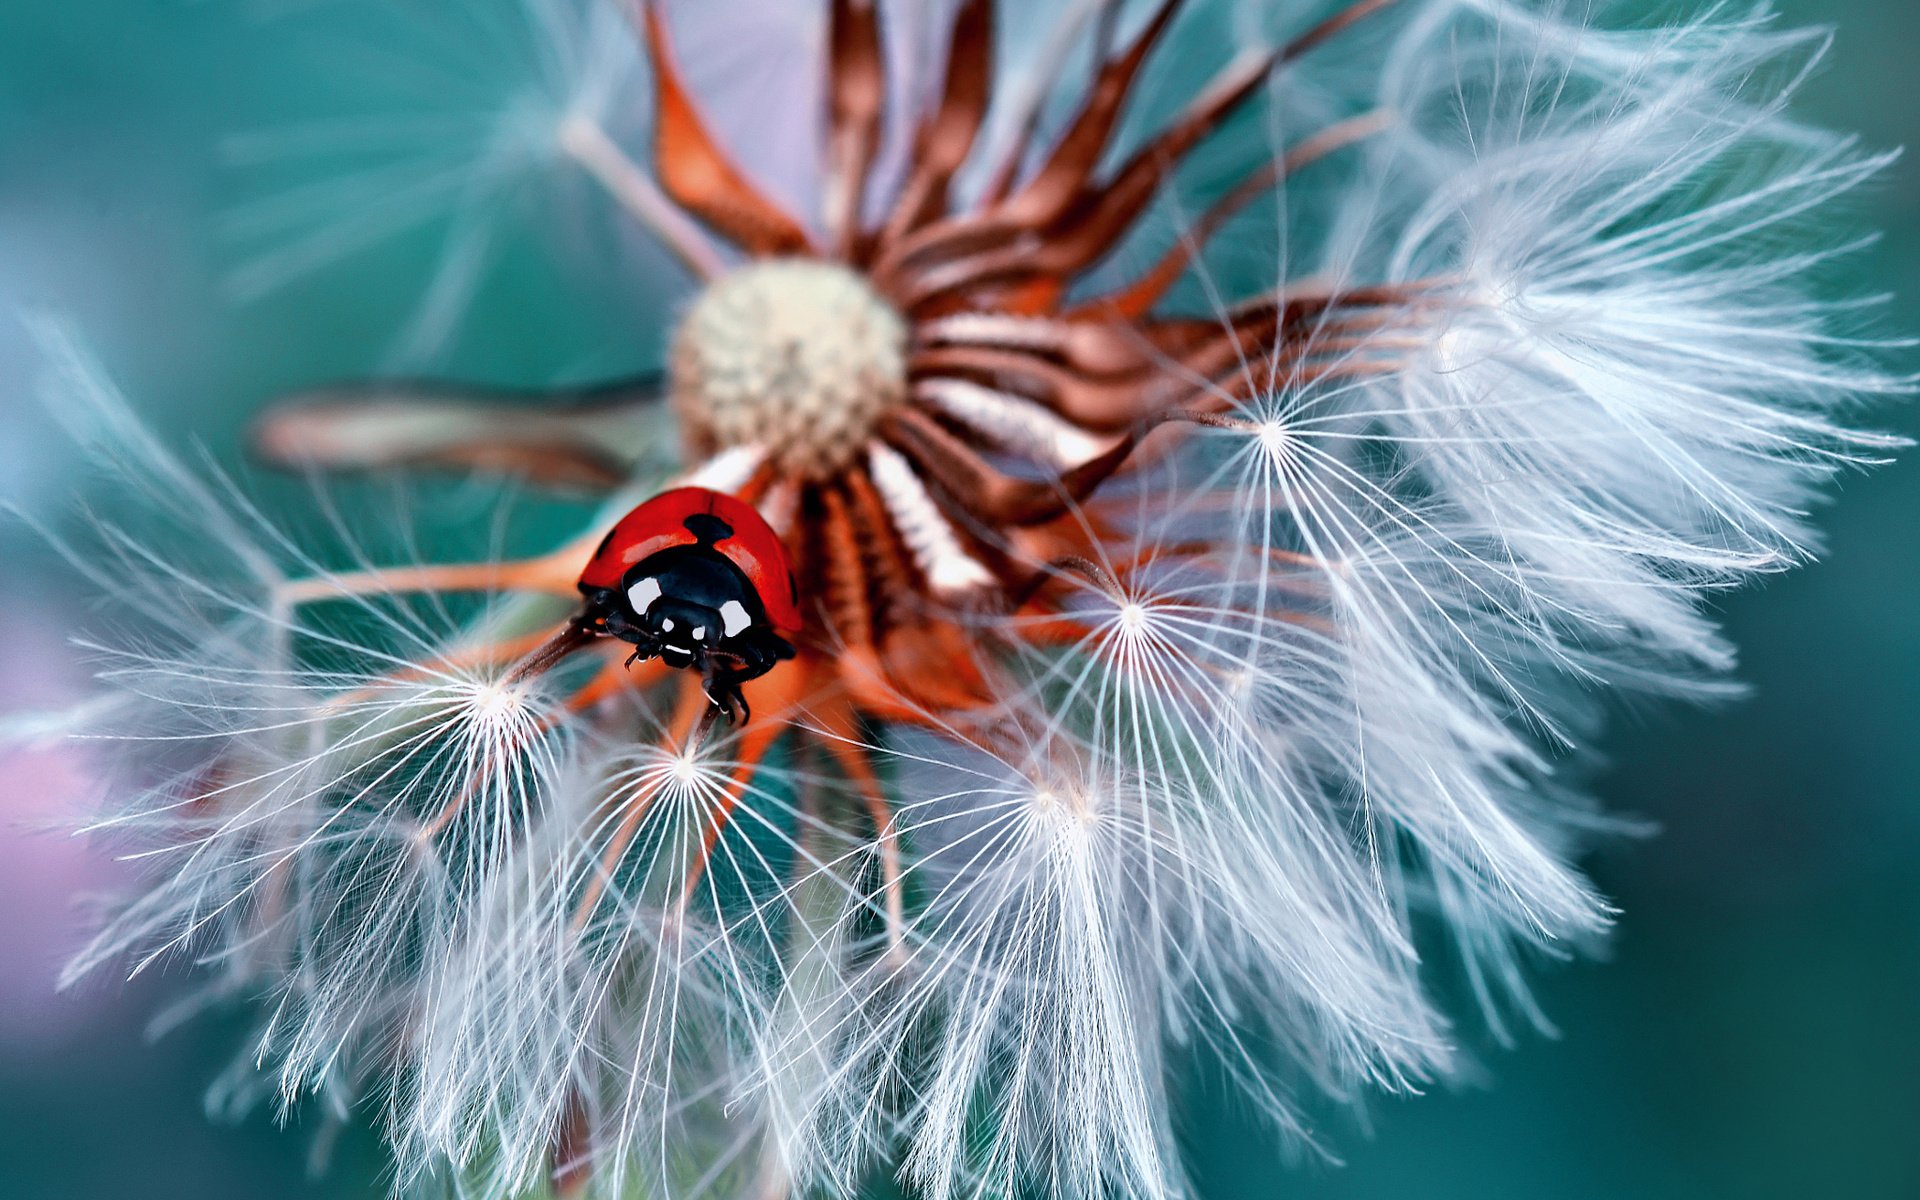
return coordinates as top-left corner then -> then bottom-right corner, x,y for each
576,487 -> 800,724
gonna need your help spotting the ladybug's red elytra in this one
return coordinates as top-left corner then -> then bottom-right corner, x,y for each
575,487 -> 800,724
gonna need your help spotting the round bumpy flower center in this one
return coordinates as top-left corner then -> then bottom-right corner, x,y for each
670,259 -> 908,480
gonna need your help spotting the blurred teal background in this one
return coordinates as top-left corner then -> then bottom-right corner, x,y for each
1,2 -> 1916,1198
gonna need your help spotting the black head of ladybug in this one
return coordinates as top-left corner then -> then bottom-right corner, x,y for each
579,508 -> 796,724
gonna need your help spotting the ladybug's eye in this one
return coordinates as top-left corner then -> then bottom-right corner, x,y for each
627,577 -> 662,615
719,600 -> 751,639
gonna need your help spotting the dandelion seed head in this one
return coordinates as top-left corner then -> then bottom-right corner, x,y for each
1256,418 -> 1292,461
462,676 -> 535,727
28,1 -> 1910,1197
667,746 -> 704,790
672,259 -> 908,479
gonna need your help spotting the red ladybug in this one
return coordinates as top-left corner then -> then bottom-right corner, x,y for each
576,487 -> 800,723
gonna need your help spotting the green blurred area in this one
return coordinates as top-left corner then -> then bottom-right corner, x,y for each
1,2 -> 1917,1199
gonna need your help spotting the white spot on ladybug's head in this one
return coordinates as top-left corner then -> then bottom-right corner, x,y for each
692,625 -> 706,641
627,576 -> 662,615
671,259 -> 907,481
661,617 -> 675,632
719,599 -> 752,639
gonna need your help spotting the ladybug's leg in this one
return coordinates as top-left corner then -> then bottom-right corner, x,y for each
564,650 -> 668,716
624,638 -> 663,670
700,630 -> 796,723
703,676 -> 749,726
701,657 -> 758,725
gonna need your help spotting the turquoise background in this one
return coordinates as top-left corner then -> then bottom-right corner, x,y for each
1,2 -> 1916,1198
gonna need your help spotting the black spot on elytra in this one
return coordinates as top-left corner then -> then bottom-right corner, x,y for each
683,512 -> 734,546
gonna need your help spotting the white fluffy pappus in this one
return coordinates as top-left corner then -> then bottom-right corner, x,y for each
1365,3 -> 1906,649
28,328 -> 592,1121
27,334 -> 840,1198
767,717 -> 1456,1200
401,721 -> 845,1200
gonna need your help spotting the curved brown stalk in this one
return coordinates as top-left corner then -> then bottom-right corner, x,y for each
880,406 -> 1141,527
252,376 -> 662,490
876,0 -> 994,248
638,1 -> 816,256
823,0 -> 887,258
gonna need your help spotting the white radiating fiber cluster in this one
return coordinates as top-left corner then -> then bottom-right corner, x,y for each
28,2 -> 1904,1199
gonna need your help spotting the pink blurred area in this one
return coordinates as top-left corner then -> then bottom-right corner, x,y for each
0,600 -> 124,1043
0,211 -> 134,1043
